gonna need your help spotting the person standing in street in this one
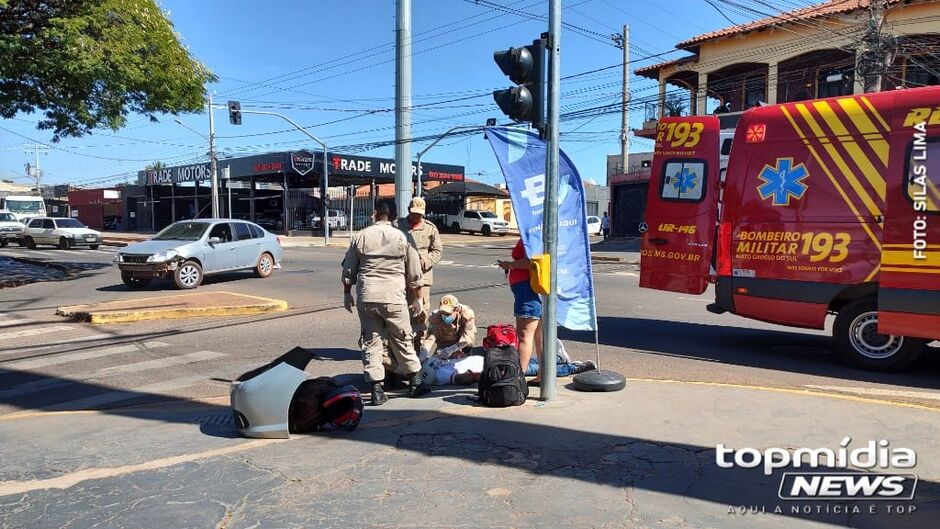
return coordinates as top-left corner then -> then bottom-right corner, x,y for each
395,196 -> 443,349
342,201 -> 425,406
601,211 -> 611,239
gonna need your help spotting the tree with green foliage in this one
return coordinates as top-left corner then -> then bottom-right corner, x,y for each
0,0 -> 216,140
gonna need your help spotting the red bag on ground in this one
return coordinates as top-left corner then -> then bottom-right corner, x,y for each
483,323 -> 519,350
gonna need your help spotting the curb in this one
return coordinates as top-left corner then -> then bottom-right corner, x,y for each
57,298 -> 289,324
9,256 -> 75,275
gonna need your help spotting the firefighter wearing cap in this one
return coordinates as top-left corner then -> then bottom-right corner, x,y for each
420,294 -> 477,360
395,196 -> 443,347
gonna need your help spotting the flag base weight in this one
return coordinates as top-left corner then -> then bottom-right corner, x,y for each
572,370 -> 626,392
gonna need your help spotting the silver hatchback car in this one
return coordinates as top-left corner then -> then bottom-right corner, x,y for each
114,219 -> 283,289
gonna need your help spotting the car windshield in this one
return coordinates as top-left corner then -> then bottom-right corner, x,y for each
153,222 -> 210,241
0,213 -> 16,222
55,219 -> 86,228
4,200 -> 42,213
480,211 -> 498,219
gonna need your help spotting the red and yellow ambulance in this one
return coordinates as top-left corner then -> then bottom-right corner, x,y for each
640,86 -> 940,371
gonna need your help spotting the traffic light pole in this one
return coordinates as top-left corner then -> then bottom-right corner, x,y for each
415,125 -> 481,197
236,109 -> 330,245
540,0 -> 561,401
207,93 -> 220,218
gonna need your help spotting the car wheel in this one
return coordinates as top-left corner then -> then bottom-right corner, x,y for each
451,222 -> 460,233
90,244 -> 99,250
24,236 -> 36,249
59,237 -> 70,250
173,260 -> 203,289
121,272 -> 151,289
0,239 -> 7,247
833,297 -> 926,372
481,225 -> 492,237
255,252 -> 275,278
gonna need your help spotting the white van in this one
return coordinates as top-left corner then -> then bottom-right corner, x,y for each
0,195 -> 46,223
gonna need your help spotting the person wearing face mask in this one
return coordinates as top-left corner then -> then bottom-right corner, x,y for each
420,294 -> 476,361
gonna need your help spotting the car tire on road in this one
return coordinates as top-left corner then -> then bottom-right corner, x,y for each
121,272 -> 151,289
481,225 -> 492,237
173,260 -> 203,290
451,222 -> 460,233
0,240 -> 6,247
59,237 -> 70,250
833,297 -> 927,372
90,244 -> 99,250
254,252 -> 275,278
24,236 -> 36,249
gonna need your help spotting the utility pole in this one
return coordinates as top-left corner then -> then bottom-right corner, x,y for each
207,93 -> 220,218
612,25 -> 629,178
395,0 -> 413,219
540,0 -> 562,401
24,143 -> 47,193
857,0 -> 894,93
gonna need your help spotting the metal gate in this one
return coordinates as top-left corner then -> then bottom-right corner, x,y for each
286,186 -> 375,237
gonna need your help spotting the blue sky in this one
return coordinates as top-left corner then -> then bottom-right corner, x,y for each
1,0 -> 773,189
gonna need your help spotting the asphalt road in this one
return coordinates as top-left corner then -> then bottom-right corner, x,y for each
1,240 -> 938,417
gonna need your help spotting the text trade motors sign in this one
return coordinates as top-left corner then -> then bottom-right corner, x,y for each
290,151 -> 315,176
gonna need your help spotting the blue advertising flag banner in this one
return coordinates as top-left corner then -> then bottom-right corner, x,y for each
485,126 -> 597,331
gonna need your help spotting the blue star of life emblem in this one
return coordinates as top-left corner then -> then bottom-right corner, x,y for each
672,167 -> 698,194
757,157 -> 809,206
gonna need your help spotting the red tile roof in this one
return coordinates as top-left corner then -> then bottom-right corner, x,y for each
634,55 -> 699,76
677,0 -> 905,49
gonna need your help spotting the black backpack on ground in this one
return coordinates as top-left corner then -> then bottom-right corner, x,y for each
477,347 -> 528,407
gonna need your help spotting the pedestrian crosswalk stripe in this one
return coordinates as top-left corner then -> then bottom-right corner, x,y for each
0,325 -> 75,341
27,251 -> 54,257
2,341 -> 170,370
0,334 -> 109,356
91,350 -> 226,377
46,374 -> 220,411
0,318 -> 33,328
0,348 -> 225,399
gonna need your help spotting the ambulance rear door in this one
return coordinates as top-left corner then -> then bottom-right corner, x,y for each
640,116 -> 721,294
878,93 -> 940,340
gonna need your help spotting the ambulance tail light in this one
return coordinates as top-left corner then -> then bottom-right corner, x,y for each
716,221 -> 733,276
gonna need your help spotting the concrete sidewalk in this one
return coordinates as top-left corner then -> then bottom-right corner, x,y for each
56,291 -> 288,324
0,373 -> 936,528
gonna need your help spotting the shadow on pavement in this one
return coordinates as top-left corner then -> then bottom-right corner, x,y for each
560,316 -> 940,391
0,364 -> 937,527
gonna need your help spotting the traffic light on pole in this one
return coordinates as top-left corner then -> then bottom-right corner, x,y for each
492,38 -> 545,132
228,100 -> 242,125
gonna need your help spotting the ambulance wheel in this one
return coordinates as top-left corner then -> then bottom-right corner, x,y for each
833,298 -> 926,372
572,370 -> 626,392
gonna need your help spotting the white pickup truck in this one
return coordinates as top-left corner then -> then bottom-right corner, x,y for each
446,209 -> 510,236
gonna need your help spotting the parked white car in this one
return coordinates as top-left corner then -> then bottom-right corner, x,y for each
308,209 -> 347,229
23,217 -> 102,249
0,211 -> 25,247
447,209 -> 509,236
586,215 -> 602,236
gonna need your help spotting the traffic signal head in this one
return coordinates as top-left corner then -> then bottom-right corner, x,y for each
228,100 -> 242,125
493,47 -> 534,84
492,39 -> 545,129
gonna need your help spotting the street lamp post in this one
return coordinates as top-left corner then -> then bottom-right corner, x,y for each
237,110 -> 330,245
415,125 -> 482,197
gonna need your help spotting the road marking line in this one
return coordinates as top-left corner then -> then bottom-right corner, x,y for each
0,325 -> 75,340
86,249 -> 113,255
804,385 -> 940,401
1,341 -> 170,370
0,439 -> 285,497
29,374 -> 223,412
92,350 -> 225,377
0,334 -> 111,355
439,260 -> 454,265
0,318 -> 33,328
27,251 -> 54,257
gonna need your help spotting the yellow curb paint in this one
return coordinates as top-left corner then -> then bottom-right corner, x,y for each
625,378 -> 940,413
0,439 -> 286,497
57,291 -> 288,325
